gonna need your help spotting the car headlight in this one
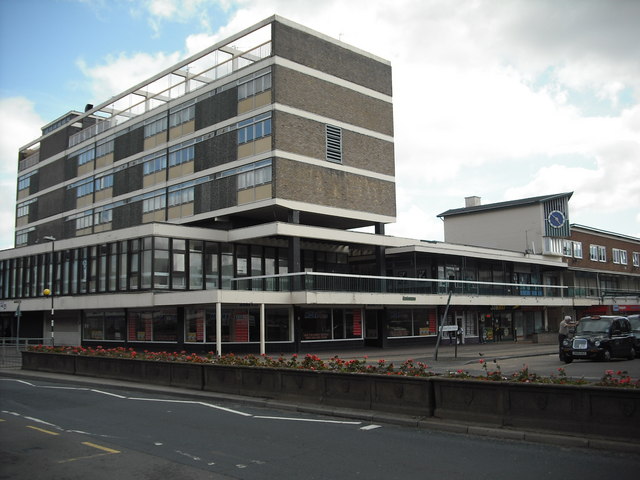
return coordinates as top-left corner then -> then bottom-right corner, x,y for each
562,339 -> 570,346
595,340 -> 600,347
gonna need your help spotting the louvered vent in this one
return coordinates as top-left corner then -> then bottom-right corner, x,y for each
326,125 -> 342,163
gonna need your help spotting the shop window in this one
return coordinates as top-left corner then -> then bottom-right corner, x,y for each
83,310 -> 126,341
127,309 -> 177,342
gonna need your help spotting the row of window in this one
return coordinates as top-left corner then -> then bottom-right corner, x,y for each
588,244 -> 639,266
1,238 -> 288,299
563,240 -> 639,267
82,305 -> 362,345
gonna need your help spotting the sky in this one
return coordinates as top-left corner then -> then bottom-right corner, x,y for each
1,0 -> 639,251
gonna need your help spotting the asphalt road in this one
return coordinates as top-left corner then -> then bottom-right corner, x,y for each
1,375 -> 639,480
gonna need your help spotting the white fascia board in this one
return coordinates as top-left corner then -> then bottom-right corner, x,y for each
387,244 -> 568,268
228,222 -> 401,245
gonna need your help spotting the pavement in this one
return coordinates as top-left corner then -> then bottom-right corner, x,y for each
307,340 -> 557,375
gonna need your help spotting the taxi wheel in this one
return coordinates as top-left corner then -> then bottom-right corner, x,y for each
628,348 -> 636,360
601,349 -> 612,362
563,356 -> 573,364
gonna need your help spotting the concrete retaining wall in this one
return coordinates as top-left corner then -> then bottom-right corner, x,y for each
22,352 -> 639,441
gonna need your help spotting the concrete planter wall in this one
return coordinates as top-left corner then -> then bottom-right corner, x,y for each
21,352 -> 640,441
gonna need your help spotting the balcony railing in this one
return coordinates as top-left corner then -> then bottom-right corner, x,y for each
231,272 -> 572,298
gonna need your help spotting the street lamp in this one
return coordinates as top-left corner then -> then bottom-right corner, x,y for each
43,236 -> 55,346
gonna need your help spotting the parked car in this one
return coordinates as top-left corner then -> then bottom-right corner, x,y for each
628,314 -> 640,357
561,315 -> 636,363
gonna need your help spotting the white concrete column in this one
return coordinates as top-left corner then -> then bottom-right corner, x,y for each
260,303 -> 266,355
216,302 -> 222,357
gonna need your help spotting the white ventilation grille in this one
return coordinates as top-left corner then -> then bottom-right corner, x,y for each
325,125 -> 342,163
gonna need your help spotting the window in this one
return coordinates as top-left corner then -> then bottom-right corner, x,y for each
77,146 -> 95,166
169,102 -> 195,128
562,240 -> 572,256
144,115 -> 168,138
76,178 -> 94,197
142,153 -> 167,175
168,185 -> 194,206
572,241 -> 583,259
168,145 -> 194,167
633,252 -> 640,267
16,200 -> 35,218
143,153 -> 167,175
590,244 -> 606,262
237,113 -> 271,144
15,228 -> 34,246
238,71 -> 272,100
216,159 -> 272,181
613,248 -> 628,265
18,171 -> 36,191
142,193 -> 166,213
75,211 -> 93,230
238,165 -> 272,189
95,174 -> 113,191
96,138 -> 114,157
326,124 -> 342,163
94,209 -> 112,225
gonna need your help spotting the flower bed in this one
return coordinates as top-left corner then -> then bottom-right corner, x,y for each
26,345 -> 640,388
21,346 -> 640,442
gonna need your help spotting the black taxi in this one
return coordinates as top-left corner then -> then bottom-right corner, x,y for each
561,315 -> 636,363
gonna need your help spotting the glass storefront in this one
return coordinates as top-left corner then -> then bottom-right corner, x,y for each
83,310 -> 127,341
387,308 -> 437,337
301,308 -> 363,341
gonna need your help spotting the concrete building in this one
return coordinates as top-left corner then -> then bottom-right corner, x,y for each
1,16 -> 637,353
438,194 -> 640,320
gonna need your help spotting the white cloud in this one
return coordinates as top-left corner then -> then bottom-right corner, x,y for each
76,50 -> 183,103
3,0 -> 639,251
0,98 -> 44,250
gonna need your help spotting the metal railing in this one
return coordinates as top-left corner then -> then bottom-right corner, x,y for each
231,272 -> 573,297
0,338 -> 45,368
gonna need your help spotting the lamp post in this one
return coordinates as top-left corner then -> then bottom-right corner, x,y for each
13,300 -> 21,353
43,236 -> 55,346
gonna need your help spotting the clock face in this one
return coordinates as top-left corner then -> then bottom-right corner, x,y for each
548,210 -> 566,228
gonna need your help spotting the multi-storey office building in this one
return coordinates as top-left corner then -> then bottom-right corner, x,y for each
1,16 -> 627,353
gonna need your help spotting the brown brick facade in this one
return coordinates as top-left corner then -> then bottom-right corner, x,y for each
274,158 -> 396,217
272,21 -> 392,96
274,111 -> 395,176
568,228 -> 640,274
274,66 -> 394,137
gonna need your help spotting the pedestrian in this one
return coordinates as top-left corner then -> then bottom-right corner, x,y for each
558,315 -> 576,352
479,321 -> 484,343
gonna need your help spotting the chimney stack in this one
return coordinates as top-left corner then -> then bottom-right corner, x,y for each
465,196 -> 481,207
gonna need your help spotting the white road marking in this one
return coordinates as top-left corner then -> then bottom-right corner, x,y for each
91,389 -> 127,398
253,415 -> 361,425
3,378 -> 371,427
176,450 -> 201,461
360,424 -> 382,430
